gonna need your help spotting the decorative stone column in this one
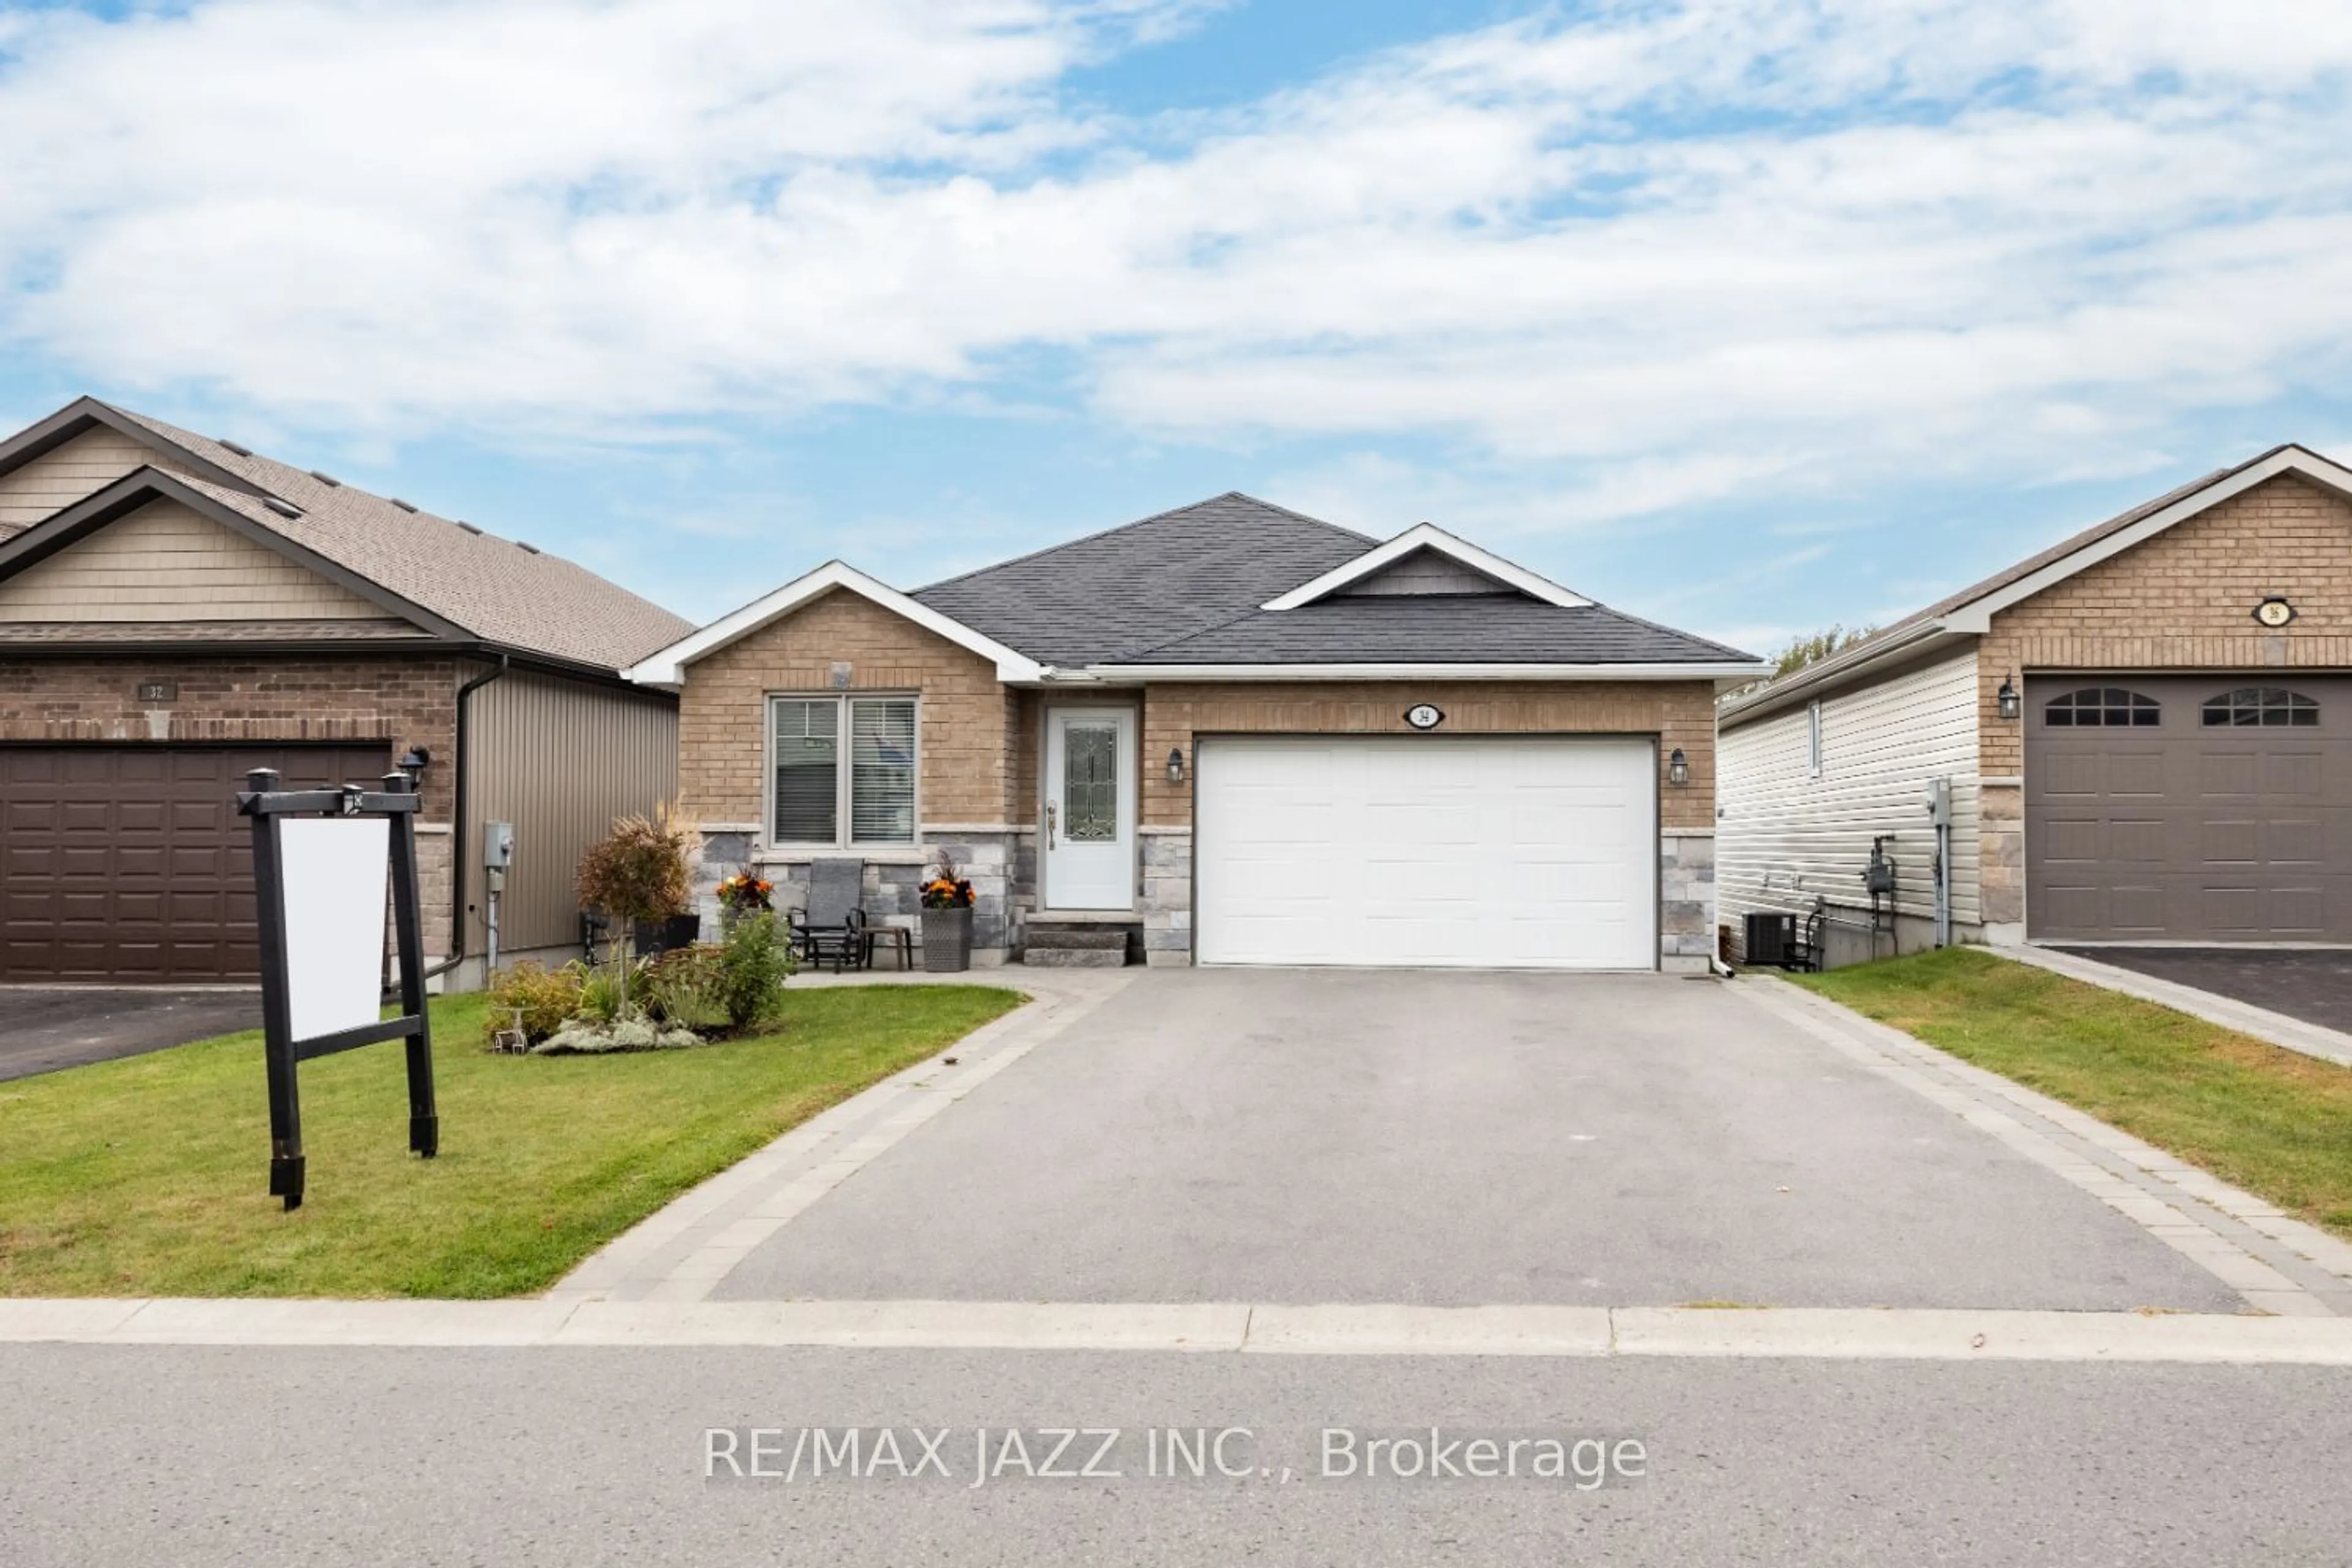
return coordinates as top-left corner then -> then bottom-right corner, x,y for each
1141,826 -> 1193,966
1978,780 -> 2026,942
1660,830 -> 1716,973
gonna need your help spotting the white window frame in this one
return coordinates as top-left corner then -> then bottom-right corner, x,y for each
1806,699 -> 1824,778
764,693 -> 921,850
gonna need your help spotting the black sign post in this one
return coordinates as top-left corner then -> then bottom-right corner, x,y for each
237,768 -> 438,1210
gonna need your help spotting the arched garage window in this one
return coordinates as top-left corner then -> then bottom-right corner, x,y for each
2201,687 -> 2319,727
2044,688 -> 2161,727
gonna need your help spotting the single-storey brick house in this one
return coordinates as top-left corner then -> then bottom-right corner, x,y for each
628,494 -> 1761,969
1717,444 -> 2352,959
0,396 -> 692,987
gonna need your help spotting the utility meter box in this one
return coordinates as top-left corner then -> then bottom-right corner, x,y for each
1924,777 -> 1953,829
483,820 -> 516,870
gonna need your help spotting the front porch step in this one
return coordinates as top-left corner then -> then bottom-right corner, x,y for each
1020,921 -> 1139,967
1020,946 -> 1129,968
1025,926 -> 1129,950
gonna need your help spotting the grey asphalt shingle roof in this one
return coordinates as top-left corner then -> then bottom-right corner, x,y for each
59,403 -> 694,672
1100,595 -> 1757,666
910,490 -> 1755,669
911,492 -> 1376,666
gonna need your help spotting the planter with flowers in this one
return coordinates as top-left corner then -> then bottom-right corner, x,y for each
715,872 -> 774,930
919,853 -> 976,973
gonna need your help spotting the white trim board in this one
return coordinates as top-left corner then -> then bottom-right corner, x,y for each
1261,521 -> 1591,610
1943,445 -> 2352,634
626,560 -> 1044,687
1096,661 -> 1760,682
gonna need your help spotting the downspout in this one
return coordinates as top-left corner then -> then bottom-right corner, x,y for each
423,654 -> 510,983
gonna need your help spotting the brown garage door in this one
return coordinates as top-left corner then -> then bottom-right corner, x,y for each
2026,675 -> 2352,941
0,744 -> 393,981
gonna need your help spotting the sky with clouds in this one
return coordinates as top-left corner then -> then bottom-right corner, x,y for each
1,0 -> 2347,652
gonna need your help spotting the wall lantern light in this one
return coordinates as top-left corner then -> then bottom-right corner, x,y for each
1166,747 -> 1186,785
1997,676 -> 2021,722
398,746 -> 432,782
1667,747 -> 1690,786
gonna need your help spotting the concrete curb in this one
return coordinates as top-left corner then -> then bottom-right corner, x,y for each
6,1297 -> 2352,1363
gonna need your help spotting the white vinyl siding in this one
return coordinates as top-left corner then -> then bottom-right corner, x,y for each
1719,649 -> 1982,933
768,695 -> 916,848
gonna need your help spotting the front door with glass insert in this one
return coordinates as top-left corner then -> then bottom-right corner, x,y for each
1043,709 -> 1136,910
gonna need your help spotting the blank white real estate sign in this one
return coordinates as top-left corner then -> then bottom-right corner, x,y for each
1194,735 -> 1657,970
277,817 -> 391,1039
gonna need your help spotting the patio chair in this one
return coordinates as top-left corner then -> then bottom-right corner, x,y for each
788,859 -> 869,974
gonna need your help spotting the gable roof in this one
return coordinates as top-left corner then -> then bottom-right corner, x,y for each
630,489 -> 1760,685
0,397 -> 692,672
1720,442 -> 2352,724
625,560 -> 1044,687
910,492 -> 1374,666
1261,521 -> 1591,610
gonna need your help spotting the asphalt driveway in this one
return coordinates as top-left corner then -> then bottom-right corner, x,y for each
0,988 -> 258,1082
712,968 -> 2241,1313
2052,946 -> 2352,1035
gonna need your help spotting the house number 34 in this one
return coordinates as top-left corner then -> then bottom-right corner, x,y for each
1404,704 -> 1445,730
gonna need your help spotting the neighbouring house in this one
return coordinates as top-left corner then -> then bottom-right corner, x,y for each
627,494 -> 1760,970
0,396 -> 692,987
1718,443 -> 2352,962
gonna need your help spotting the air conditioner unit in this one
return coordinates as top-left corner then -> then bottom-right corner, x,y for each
1744,911 -> 1796,967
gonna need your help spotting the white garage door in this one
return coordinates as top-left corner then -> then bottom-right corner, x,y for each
1194,735 -> 1657,970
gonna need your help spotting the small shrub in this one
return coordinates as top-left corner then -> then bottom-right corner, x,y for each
576,807 -> 695,935
482,960 -> 586,1049
575,962 -> 631,1024
717,910 -> 795,1031
643,944 -> 728,1031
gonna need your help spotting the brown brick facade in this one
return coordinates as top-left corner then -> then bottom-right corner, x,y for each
677,588 -> 1020,832
1958,472 -> 2352,930
1978,473 -> 2352,777
674,597 -> 1722,968
1140,680 -> 1719,831
0,650 -> 461,957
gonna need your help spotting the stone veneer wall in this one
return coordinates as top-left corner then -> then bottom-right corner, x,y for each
695,829 -> 1022,963
1659,831 -> 1715,971
1140,827 -> 1192,967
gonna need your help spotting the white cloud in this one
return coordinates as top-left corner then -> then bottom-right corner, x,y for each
0,0 -> 2346,510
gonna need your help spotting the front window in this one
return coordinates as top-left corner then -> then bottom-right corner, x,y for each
770,695 -> 917,845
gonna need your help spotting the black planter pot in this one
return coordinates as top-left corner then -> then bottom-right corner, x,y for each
633,912 -> 704,957
921,906 -> 973,972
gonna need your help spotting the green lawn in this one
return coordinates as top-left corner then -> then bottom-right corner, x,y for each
1792,947 -> 2352,1238
0,984 -> 1023,1299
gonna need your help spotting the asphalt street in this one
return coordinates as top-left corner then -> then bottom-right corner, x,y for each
3,1344 -> 2348,1567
